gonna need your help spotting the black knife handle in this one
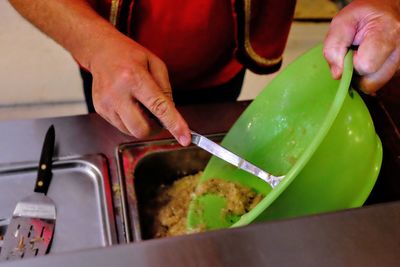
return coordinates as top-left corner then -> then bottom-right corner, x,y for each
34,125 -> 55,195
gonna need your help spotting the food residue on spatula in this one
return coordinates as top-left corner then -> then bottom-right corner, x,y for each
147,172 -> 264,238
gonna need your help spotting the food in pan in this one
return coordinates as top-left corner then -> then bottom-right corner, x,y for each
148,172 -> 264,238
195,178 -> 264,219
149,172 -> 201,238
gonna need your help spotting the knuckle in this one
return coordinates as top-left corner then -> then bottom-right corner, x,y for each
329,13 -> 345,28
150,53 -> 168,72
149,97 -> 169,118
157,60 -> 168,73
130,71 -> 146,92
391,20 -> 400,39
133,50 -> 148,63
322,47 -> 332,61
93,93 -> 113,114
357,59 -> 379,75
118,68 -> 145,90
164,90 -> 173,100
329,15 -> 340,27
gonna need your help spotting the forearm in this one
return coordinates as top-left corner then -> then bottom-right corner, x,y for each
9,0 -> 192,145
9,0 -> 125,70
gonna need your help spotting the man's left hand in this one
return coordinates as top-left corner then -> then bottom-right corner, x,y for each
324,0 -> 400,94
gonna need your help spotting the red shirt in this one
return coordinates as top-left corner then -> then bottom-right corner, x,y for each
94,0 -> 295,90
129,0 -> 242,90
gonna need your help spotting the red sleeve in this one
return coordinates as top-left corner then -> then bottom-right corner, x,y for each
233,0 -> 296,74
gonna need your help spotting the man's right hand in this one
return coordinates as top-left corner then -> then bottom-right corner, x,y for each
9,0 -> 191,146
89,35 -> 191,146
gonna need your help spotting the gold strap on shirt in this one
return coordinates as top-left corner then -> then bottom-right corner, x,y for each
243,0 -> 282,66
109,0 -> 120,26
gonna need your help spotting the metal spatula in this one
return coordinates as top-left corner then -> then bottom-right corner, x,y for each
0,218 -> 10,252
190,131 -> 284,188
0,125 -> 56,261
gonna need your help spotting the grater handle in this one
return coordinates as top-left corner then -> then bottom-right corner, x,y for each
34,125 -> 55,195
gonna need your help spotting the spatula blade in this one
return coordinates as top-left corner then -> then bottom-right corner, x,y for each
0,125 -> 57,261
0,217 -> 55,261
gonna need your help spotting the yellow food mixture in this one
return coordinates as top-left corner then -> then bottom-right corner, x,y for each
150,172 -> 264,238
196,178 -> 264,217
151,172 -> 201,238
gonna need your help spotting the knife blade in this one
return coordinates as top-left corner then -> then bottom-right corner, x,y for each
190,131 -> 284,188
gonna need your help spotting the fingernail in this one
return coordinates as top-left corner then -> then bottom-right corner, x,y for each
179,135 -> 190,146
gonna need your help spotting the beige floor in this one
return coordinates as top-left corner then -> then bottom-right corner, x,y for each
0,1 -> 331,121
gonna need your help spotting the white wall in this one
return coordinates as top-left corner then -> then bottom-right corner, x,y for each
0,0 -> 86,121
239,22 -> 330,100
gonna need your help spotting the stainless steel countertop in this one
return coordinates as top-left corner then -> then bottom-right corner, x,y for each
2,201 -> 400,267
0,102 -> 250,245
0,100 -> 399,266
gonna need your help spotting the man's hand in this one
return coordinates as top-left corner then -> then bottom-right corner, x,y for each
89,35 -> 191,146
323,0 -> 400,94
8,0 -> 191,146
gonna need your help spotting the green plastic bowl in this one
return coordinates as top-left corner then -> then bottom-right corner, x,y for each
188,44 -> 382,230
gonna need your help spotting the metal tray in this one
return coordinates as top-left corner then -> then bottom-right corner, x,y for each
0,154 -> 117,254
117,134 -> 223,241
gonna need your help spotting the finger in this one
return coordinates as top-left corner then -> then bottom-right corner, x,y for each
118,98 -> 151,139
148,54 -> 173,101
353,32 -> 396,76
92,89 -> 132,135
132,70 -> 191,146
356,48 -> 400,94
110,112 -> 131,135
97,110 -> 131,136
323,13 -> 357,79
